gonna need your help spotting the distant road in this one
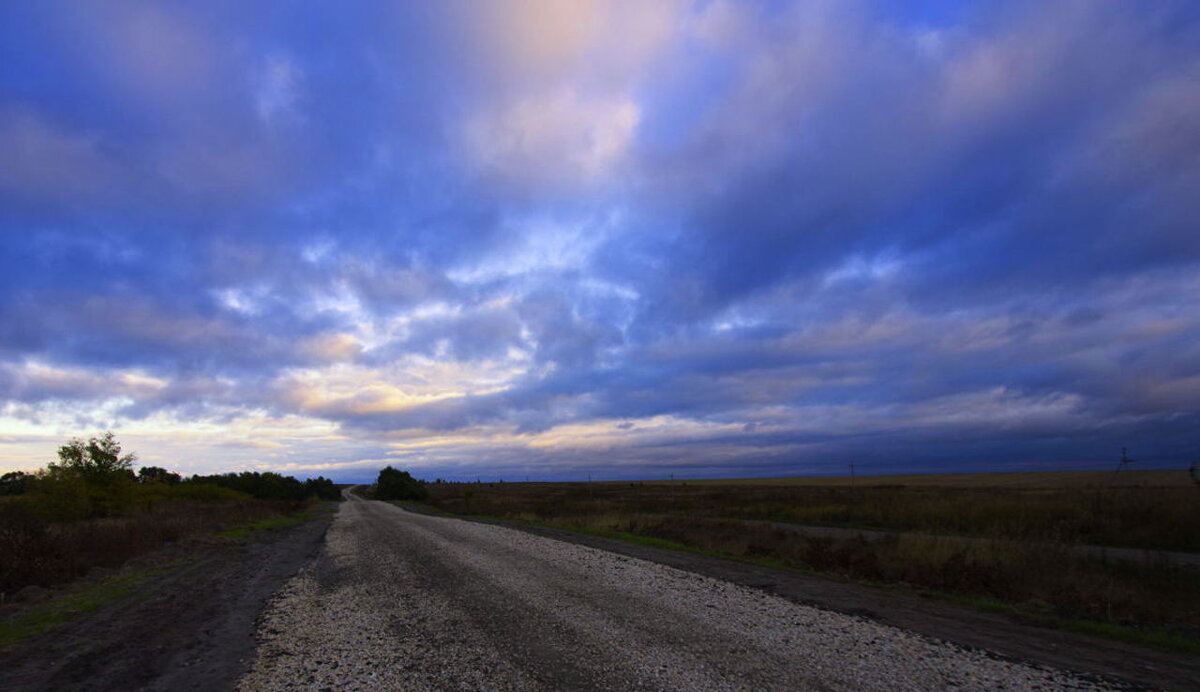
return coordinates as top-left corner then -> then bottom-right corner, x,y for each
239,495 -> 1116,691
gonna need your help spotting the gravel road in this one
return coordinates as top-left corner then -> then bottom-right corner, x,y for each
239,495 -> 1124,691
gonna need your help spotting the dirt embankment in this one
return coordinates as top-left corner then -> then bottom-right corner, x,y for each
0,511 -> 331,692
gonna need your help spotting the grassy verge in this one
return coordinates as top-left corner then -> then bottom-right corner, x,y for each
1,502 -> 335,650
940,593 -> 1200,655
387,501 -> 454,516
217,502 -> 334,541
0,562 -> 182,647
1058,618 -> 1200,654
1,498 -> 315,594
553,525 -> 702,553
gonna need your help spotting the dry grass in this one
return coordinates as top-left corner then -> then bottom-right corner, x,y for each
428,474 -> 1200,551
616,469 -> 1189,488
0,497 -> 307,594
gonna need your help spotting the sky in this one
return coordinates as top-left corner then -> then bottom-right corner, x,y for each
1,0 -> 1198,482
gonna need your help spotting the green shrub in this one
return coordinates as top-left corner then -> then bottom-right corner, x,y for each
375,466 -> 427,501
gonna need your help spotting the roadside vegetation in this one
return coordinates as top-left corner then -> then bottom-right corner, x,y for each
0,561 -> 179,646
362,466 -> 428,502
422,471 -> 1200,650
0,432 -> 340,597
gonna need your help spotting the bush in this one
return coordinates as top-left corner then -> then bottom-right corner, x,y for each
0,471 -> 31,495
137,466 -> 182,484
375,466 -> 427,501
185,471 -> 341,501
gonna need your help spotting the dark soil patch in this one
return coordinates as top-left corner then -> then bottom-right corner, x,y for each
0,508 -> 331,691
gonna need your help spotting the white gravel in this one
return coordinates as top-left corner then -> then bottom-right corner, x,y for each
238,496 -> 1123,691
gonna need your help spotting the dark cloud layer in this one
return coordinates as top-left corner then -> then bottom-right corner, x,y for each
1,1 -> 1197,478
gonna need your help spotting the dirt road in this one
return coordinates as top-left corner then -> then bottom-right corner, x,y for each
0,512 -> 331,692
238,495 -> 1132,691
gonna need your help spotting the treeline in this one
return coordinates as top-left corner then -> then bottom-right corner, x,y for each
188,472 -> 340,502
0,432 -> 340,594
1,468 -> 339,504
0,432 -> 340,521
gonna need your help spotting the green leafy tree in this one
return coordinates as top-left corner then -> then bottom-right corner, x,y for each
50,431 -> 137,483
35,432 -> 138,517
375,466 -> 427,501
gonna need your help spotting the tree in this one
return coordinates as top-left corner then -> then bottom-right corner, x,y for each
303,475 -> 341,501
137,466 -> 182,484
0,470 -> 30,495
185,470 -> 342,501
375,466 -> 427,501
50,432 -> 136,483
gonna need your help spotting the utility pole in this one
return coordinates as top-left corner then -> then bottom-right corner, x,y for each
849,461 -> 857,520
1111,447 -> 1135,483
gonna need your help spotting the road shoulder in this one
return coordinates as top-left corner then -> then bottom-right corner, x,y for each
447,512 -> 1198,692
0,507 -> 333,692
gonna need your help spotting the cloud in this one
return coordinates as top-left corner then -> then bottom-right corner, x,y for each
468,0 -> 683,86
455,0 -> 687,190
298,333 -> 363,365
0,110 -> 122,200
254,54 -> 303,127
0,361 -> 165,405
464,89 -> 640,188
0,0 -> 1198,479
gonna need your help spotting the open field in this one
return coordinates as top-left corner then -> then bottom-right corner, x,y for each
618,469 -> 1192,488
423,469 -> 1200,646
427,469 -> 1200,550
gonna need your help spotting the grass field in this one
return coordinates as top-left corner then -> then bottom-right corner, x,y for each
423,469 -> 1200,647
617,469 -> 1191,488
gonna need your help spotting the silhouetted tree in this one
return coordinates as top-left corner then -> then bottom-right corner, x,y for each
0,470 -> 30,495
185,471 -> 341,501
302,475 -> 341,501
49,432 -> 136,484
38,432 -> 138,516
137,466 -> 182,484
375,466 -> 427,501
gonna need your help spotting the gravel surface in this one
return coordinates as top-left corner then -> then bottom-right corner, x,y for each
239,495 -> 1126,691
